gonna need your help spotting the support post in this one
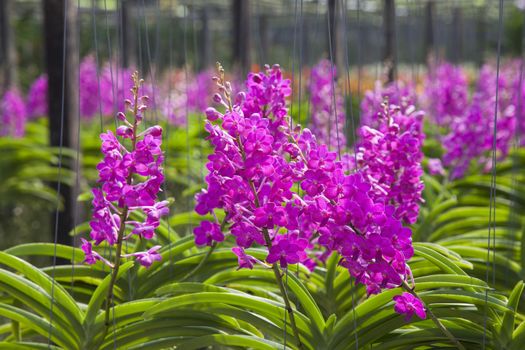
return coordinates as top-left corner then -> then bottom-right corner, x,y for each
120,0 -> 135,68
383,0 -> 396,83
43,0 -> 79,249
452,7 -> 462,63
424,1 -> 435,65
0,0 -> 18,91
232,0 -> 250,73
200,7 -> 212,69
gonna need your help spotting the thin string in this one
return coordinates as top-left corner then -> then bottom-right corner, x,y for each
183,4 -> 192,229
140,0 -> 159,124
483,0 -> 503,347
165,0 -> 174,278
47,0 -> 69,345
342,0 -> 357,168
284,1 -> 300,346
103,0 -> 117,124
289,0 -> 299,129
92,0 -> 104,133
507,3 -> 525,291
356,0 -> 362,105
101,1 -> 120,347
304,0 -> 321,124
70,0 -> 83,301
339,1 -> 358,347
297,0 -> 303,133
327,0 -> 342,159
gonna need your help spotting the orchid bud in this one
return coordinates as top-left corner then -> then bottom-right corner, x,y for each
213,93 -> 223,104
117,112 -> 127,121
116,125 -> 133,138
205,107 -> 222,121
144,125 -> 163,137
235,92 -> 246,105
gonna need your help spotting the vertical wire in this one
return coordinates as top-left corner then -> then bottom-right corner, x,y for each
298,0 -> 304,129
70,0 -> 83,301
356,0 -> 362,107
47,0 -> 69,345
103,0 -> 117,124
304,0 -> 321,124
92,0 -> 104,134
340,1 -> 358,347
342,0 -> 357,168
289,0 -> 299,128
140,0 -> 159,124
165,0 -> 174,278
327,0 -> 342,159
483,0 -> 504,347
101,1 -> 120,347
118,0 -> 134,304
508,3 -> 525,293
284,1 -> 301,346
183,4 -> 192,231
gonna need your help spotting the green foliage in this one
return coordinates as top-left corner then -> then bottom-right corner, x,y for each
2,111 -> 525,349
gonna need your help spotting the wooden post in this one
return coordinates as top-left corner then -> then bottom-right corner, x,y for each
328,0 -> 346,72
200,7 -> 212,69
43,0 -> 79,249
120,0 -> 135,68
0,0 -> 18,91
424,0 -> 435,64
232,0 -> 250,73
476,5 -> 486,67
383,0 -> 396,83
259,14 -> 268,65
452,7 -> 462,63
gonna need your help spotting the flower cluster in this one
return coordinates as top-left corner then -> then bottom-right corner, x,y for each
360,80 -> 416,129
79,56 -> 156,119
27,75 -> 48,119
194,64 -> 421,318
160,69 -> 214,126
354,103 -> 425,224
442,64 -> 516,179
393,292 -> 426,321
423,63 -> 468,127
308,59 -> 346,150
82,72 -> 168,268
0,89 -> 27,138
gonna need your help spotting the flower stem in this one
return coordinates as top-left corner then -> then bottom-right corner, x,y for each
101,72 -> 141,340
103,208 -> 127,329
401,280 -> 466,350
261,228 -> 304,350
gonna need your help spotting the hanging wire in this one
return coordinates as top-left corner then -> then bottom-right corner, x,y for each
47,0 -> 69,345
340,1 -> 359,347
327,0 -> 342,159
341,0 -> 358,167
483,0 -> 504,347
164,0 -> 175,278
289,0 -> 299,127
70,0 -> 83,302
183,3 -> 192,231
356,0 -> 362,104
304,0 -> 321,124
92,0 -> 104,133
508,0 -> 525,289
103,0 -> 118,124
